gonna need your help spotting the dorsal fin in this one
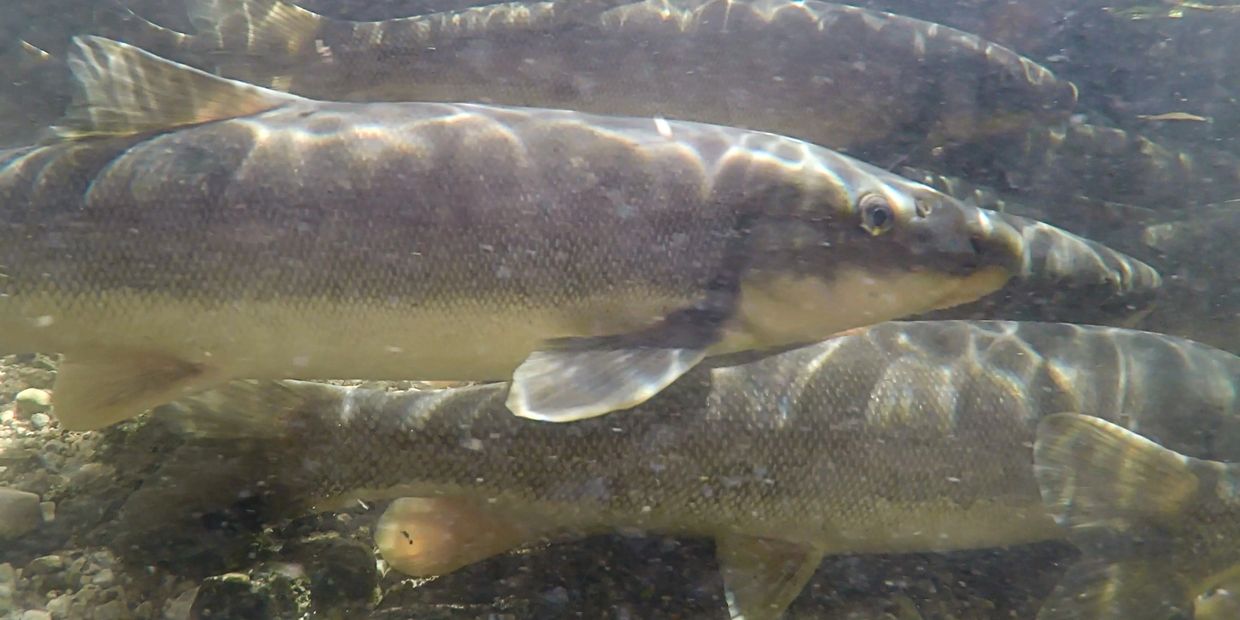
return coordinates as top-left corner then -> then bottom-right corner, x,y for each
54,35 -> 302,140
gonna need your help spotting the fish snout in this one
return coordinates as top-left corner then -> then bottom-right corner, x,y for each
961,208 -> 1027,276
903,197 -> 1025,278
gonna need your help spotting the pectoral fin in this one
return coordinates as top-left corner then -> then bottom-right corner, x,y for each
507,304 -> 727,422
53,351 -> 222,431
507,341 -> 707,422
375,496 -> 546,577
1032,413 -> 1206,620
715,535 -> 823,620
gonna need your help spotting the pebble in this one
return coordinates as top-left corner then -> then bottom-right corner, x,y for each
20,611 -> 51,620
92,568 -> 114,586
0,563 -> 15,614
163,587 -> 198,620
15,388 -> 51,415
0,487 -> 42,539
29,413 -> 50,429
25,555 -> 64,575
44,595 -> 69,617
92,599 -> 127,620
40,501 -> 55,522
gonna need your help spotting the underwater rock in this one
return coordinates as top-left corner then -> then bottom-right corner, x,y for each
0,487 -> 42,539
14,388 -> 50,416
284,535 -> 379,614
0,563 -> 15,615
190,565 -> 311,620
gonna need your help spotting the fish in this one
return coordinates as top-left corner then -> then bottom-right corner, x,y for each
0,36 -> 1160,431
1033,414 -> 1240,620
899,163 -> 1160,243
127,320 -> 1240,619
1137,111 -> 1212,122
925,120 -> 1240,211
127,1 -> 1240,211
113,0 -> 1078,163
1134,203 -> 1240,353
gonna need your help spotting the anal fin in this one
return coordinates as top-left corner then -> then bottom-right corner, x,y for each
375,496 -> 544,577
716,534 -> 823,620
53,351 -> 221,431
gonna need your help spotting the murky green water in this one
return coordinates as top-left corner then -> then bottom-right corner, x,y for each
2,1 -> 1240,618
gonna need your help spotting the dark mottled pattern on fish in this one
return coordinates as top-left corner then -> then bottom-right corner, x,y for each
929,121 -> 1240,211
901,164 -> 1161,241
0,35 -> 1163,432
241,321 -> 1240,532
129,320 -> 1240,619
120,0 -> 1076,158
2,98 -> 1003,302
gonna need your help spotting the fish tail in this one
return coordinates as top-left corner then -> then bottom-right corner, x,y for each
1033,413 -> 1232,620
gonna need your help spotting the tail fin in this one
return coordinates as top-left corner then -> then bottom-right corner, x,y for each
1032,413 -> 1221,620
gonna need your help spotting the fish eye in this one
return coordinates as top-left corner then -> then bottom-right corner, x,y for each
858,194 -> 895,235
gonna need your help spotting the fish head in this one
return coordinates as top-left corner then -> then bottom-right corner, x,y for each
861,183 -> 1027,309
732,169 -> 1023,347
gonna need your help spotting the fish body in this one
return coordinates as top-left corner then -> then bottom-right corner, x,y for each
0,36 -> 1160,430
119,0 -> 1077,162
126,0 -> 1240,212
927,120 -> 1240,211
145,320 -> 1240,619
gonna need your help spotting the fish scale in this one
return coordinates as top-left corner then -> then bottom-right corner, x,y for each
1,35 -> 1093,432
132,320 -> 1240,619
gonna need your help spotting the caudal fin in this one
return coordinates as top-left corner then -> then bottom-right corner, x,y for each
1032,413 -> 1238,620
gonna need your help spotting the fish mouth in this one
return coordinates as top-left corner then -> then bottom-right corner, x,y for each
957,208 -> 1029,277
926,266 -> 1013,311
